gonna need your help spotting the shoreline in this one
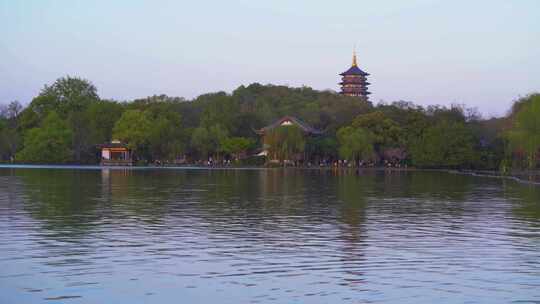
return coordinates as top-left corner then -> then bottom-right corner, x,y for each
1,164 -> 539,185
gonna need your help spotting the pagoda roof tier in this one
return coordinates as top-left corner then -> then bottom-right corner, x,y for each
340,65 -> 370,76
340,92 -> 372,95
339,81 -> 370,85
341,92 -> 371,95
339,87 -> 370,90
341,88 -> 371,92
339,88 -> 370,91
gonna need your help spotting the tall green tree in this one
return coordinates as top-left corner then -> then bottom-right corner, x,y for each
352,111 -> 404,152
148,114 -> 183,160
222,137 -> 254,160
0,119 -> 8,160
190,125 -> 229,159
85,100 -> 124,144
39,76 -> 99,115
507,94 -> 540,169
24,76 -> 100,162
410,120 -> 476,168
306,136 -> 338,163
199,93 -> 238,131
191,127 -> 212,159
140,102 -> 185,161
113,110 -> 152,159
336,126 -> 375,163
264,125 -> 306,162
0,101 -> 23,160
16,112 -> 72,163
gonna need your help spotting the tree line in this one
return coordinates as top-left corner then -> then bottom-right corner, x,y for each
0,76 -> 538,170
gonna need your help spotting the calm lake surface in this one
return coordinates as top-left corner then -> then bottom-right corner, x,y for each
1,167 -> 539,303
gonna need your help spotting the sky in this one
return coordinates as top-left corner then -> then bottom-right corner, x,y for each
1,0 -> 539,117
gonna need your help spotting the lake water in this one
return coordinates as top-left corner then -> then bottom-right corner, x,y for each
0,167 -> 539,303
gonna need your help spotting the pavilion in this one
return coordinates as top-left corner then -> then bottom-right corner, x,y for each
98,140 -> 133,166
255,116 -> 322,162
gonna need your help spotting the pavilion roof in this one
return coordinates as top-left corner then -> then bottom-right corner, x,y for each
255,116 -> 323,135
97,142 -> 129,149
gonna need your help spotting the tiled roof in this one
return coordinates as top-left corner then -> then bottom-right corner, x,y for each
97,142 -> 129,149
340,65 -> 370,76
256,116 -> 323,135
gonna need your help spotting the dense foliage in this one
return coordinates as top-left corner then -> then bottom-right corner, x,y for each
506,94 -> 540,169
16,112 -> 73,163
1,76 -> 538,170
336,127 -> 375,164
264,125 -> 306,162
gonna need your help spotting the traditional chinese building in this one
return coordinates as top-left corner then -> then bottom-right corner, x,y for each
339,51 -> 370,99
98,140 -> 133,166
255,116 -> 322,138
255,116 -> 322,162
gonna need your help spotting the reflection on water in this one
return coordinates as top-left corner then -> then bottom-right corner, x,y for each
0,168 -> 539,303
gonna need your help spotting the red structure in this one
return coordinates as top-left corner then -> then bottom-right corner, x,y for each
339,51 -> 370,99
98,141 -> 133,166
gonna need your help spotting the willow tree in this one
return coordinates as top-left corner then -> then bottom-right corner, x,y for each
264,125 -> 306,162
507,94 -> 540,169
336,126 -> 375,164
222,137 -> 254,161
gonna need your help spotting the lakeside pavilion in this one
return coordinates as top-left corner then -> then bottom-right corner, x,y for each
339,50 -> 371,99
255,116 -> 322,162
98,140 -> 133,166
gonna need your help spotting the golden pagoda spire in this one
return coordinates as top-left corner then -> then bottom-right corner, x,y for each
352,47 -> 358,67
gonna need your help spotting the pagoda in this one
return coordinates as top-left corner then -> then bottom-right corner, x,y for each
339,51 -> 370,99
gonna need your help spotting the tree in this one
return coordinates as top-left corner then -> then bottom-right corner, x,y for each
23,76 -> 100,162
0,119 -> 9,160
141,102 -> 185,161
39,76 -> 99,115
197,92 -> 238,132
148,114 -> 183,161
0,100 -> 23,121
18,107 -> 41,132
231,112 -> 263,139
0,101 -> 23,159
0,123 -> 19,161
507,94 -> 540,169
5,76 -> 537,168
113,110 -> 152,159
410,120 -> 476,168
427,104 -> 467,123
209,124 -> 230,159
191,127 -> 212,159
222,137 -> 254,160
264,125 -> 306,162
336,126 -> 375,164
306,136 -> 338,163
352,111 -> 404,152
190,125 -> 228,160
85,100 -> 124,145
16,112 -> 72,163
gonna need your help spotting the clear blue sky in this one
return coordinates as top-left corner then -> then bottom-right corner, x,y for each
1,0 -> 539,116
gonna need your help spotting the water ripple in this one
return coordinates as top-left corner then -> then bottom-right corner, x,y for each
0,168 -> 539,303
